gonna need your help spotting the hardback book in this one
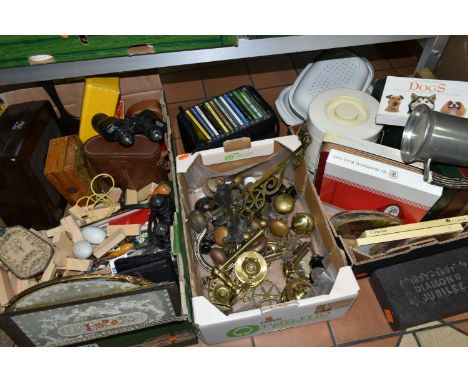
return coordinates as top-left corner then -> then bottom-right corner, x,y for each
376,76 -> 468,127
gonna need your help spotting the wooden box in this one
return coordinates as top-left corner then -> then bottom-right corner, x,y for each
44,135 -> 94,205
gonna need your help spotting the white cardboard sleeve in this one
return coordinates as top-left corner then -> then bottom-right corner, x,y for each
176,136 -> 359,345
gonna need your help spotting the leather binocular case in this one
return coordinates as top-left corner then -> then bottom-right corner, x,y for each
83,134 -> 168,190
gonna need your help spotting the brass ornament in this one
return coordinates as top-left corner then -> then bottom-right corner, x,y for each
269,219 -> 289,237
237,134 -> 312,224
234,251 -> 268,287
202,176 -> 225,197
208,278 -> 234,311
281,277 -> 312,302
291,213 -> 315,235
273,194 -> 295,215
283,241 -> 311,279
243,279 -> 281,307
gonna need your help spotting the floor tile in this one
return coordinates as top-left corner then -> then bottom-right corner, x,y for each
257,86 -> 289,112
167,98 -> 205,140
290,51 -> 322,72
444,312 -> 468,322
257,86 -> 291,135
416,326 -> 468,347
406,321 -> 441,332
212,337 -> 254,347
247,55 -> 298,89
399,334 -> 419,347
160,68 -> 205,104
201,62 -> 252,98
329,278 -> 394,344
253,321 -> 333,347
389,56 -> 418,68
396,66 -> 416,77
452,321 -> 468,335
370,59 -> 393,71
350,336 -> 399,347
192,336 -> 253,347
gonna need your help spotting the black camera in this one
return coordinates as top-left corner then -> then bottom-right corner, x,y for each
92,109 -> 167,147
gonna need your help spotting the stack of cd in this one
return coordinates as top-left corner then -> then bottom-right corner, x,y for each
177,86 -> 278,152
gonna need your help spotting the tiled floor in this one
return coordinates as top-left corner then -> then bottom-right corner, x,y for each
160,39 -> 468,347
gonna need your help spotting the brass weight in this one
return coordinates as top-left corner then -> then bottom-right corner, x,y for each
269,219 -> 289,237
291,213 -> 314,235
273,194 -> 295,215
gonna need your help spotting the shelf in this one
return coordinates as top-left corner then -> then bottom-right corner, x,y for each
0,35 -> 435,86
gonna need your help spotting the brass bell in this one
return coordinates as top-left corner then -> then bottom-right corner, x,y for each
213,226 -> 229,247
273,194 -> 295,215
291,213 -> 314,235
234,251 -> 267,287
269,219 -> 289,237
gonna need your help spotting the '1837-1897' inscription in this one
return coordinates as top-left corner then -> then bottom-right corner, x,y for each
400,262 -> 468,307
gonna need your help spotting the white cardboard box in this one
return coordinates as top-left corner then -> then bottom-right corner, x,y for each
175,135 -> 359,345
376,76 -> 468,126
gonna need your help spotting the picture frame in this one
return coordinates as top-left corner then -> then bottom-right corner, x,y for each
0,281 -> 180,346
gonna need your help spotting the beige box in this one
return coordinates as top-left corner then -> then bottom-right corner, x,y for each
176,135 -> 359,345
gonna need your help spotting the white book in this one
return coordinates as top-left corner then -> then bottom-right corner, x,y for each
376,76 -> 468,127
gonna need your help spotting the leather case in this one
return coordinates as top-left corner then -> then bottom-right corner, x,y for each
83,134 -> 168,190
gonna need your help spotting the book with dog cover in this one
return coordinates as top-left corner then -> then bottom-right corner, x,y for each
376,76 -> 468,127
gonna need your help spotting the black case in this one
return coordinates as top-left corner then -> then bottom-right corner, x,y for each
177,85 -> 279,153
0,101 -> 66,229
370,247 -> 468,330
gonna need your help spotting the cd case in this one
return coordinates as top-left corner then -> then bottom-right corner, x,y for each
177,85 -> 279,153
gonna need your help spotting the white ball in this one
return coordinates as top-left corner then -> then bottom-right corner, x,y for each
81,226 -> 106,245
244,176 -> 256,186
72,241 -> 94,259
